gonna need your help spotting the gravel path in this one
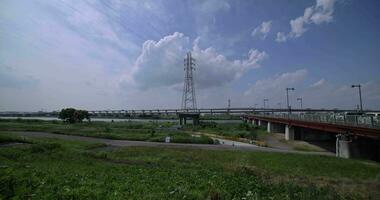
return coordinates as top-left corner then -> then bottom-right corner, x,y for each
7,131 -> 334,156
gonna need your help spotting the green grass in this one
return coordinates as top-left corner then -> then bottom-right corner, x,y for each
293,143 -> 321,152
0,134 -> 379,199
188,122 -> 267,140
0,119 -> 216,144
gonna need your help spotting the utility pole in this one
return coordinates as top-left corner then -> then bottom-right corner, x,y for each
227,98 -> 231,115
351,84 -> 363,112
286,88 -> 295,113
297,97 -> 303,109
181,52 -> 197,111
263,99 -> 268,109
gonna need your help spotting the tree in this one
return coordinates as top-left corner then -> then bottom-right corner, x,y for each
59,108 -> 90,123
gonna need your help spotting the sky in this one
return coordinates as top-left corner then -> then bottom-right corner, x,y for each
0,0 -> 379,111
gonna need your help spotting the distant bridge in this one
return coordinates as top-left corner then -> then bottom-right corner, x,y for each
88,108 -> 378,115
1,108 -> 379,117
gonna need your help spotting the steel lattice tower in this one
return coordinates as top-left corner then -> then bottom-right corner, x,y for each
181,52 -> 197,110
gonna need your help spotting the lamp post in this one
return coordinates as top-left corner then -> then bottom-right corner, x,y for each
263,99 -> 268,109
351,84 -> 363,112
297,97 -> 303,109
286,88 -> 295,113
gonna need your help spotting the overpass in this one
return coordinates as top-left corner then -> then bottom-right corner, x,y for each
88,108 -> 378,115
241,113 -> 380,161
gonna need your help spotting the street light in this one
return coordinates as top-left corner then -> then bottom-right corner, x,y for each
286,88 -> 295,113
351,84 -> 363,112
263,99 -> 268,109
297,97 -> 303,109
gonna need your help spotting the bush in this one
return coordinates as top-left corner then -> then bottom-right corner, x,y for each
59,108 -> 90,123
30,143 -> 61,153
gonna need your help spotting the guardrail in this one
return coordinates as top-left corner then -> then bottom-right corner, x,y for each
252,113 -> 380,129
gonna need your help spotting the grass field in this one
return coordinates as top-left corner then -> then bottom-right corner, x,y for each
188,122 -> 267,140
0,133 -> 379,199
0,119 -> 215,144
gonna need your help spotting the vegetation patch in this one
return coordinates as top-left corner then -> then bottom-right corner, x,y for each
0,119 -> 217,144
0,137 -> 379,199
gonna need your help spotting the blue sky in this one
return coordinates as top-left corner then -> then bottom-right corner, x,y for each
0,0 -> 379,111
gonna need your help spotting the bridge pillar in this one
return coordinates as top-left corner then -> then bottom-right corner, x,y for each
258,120 -> 261,126
285,125 -> 294,141
336,134 -> 351,159
267,122 -> 272,133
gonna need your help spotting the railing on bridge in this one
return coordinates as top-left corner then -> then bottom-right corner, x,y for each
252,113 -> 380,129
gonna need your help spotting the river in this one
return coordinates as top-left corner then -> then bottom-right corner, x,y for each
0,116 -> 242,124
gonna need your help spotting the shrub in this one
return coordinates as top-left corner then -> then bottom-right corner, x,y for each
30,143 -> 61,153
59,108 -> 90,123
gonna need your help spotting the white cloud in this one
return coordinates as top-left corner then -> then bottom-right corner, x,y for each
244,70 -> 380,109
252,20 -> 272,39
199,0 -> 230,14
276,0 -> 337,42
275,32 -> 287,42
244,69 -> 307,108
244,69 -> 307,97
310,78 -> 326,88
130,32 -> 268,90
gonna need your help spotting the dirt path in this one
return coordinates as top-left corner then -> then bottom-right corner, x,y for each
6,131 -> 334,156
192,131 -> 259,148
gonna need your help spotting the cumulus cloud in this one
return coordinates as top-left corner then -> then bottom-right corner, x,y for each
130,32 -> 268,90
252,20 -> 272,39
276,0 -> 337,42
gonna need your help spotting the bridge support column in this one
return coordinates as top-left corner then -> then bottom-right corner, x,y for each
258,120 -> 261,126
267,122 -> 272,133
336,134 -> 351,159
285,125 -> 294,141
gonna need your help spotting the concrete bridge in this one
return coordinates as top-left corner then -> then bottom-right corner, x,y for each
88,108 -> 378,115
241,113 -> 380,161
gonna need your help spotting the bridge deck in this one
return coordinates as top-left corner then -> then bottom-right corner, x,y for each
244,114 -> 380,139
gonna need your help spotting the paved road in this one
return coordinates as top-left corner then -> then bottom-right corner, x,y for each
7,131 -> 334,156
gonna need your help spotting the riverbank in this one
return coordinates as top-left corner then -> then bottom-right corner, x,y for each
1,133 -> 379,199
0,118 -> 215,144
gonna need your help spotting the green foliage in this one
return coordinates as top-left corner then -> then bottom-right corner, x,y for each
0,119 -> 217,144
59,108 -> 90,123
0,133 -> 28,144
30,142 -> 61,153
0,137 -> 379,199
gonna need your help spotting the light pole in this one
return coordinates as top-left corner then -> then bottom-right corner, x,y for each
286,88 -> 295,113
297,97 -> 303,109
263,99 -> 268,109
351,84 -> 363,112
